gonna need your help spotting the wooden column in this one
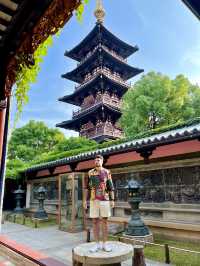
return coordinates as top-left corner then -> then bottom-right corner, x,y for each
0,107 -> 6,163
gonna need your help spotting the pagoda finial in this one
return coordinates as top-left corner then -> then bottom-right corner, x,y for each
94,0 -> 105,23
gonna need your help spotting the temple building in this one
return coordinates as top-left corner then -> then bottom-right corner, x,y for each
56,0 -> 143,142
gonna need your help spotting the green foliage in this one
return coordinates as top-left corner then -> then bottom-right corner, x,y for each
53,136 -> 97,153
76,0 -> 90,22
8,120 -> 65,162
14,36 -> 54,124
120,72 -> 200,137
6,159 -> 30,180
6,121 -> 97,179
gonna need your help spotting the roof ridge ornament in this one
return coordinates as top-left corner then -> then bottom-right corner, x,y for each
94,0 -> 105,24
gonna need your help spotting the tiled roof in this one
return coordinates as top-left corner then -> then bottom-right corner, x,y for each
26,121 -> 200,173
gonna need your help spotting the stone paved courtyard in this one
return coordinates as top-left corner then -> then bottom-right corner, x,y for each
1,222 -> 171,266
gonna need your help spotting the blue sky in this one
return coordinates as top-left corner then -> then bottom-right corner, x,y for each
10,0 -> 200,137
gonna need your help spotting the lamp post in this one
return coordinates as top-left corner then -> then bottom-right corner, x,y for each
125,179 -> 150,237
13,185 -> 25,214
33,185 -> 48,219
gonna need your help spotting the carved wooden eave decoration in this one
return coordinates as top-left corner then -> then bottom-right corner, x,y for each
0,99 -> 7,110
3,0 -> 81,99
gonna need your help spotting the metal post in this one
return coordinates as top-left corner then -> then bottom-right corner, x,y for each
86,228 -> 90,242
165,244 -> 170,264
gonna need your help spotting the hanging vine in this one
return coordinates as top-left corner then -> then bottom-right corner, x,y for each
76,0 -> 89,22
14,35 -> 54,124
13,0 -> 89,125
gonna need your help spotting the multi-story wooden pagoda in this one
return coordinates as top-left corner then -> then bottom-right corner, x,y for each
56,0 -> 143,142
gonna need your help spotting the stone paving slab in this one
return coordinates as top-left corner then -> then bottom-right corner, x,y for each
1,222 -> 170,266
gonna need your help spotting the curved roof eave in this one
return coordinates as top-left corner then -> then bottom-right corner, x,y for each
64,23 -> 138,62
62,48 -> 144,83
58,74 -> 129,106
26,121 -> 200,173
64,24 -> 98,61
56,103 -> 121,130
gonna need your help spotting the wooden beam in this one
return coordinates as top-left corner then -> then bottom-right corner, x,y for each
0,10 -> 12,21
0,17 -> 8,25
0,28 -> 5,35
0,3 -> 15,16
0,24 -> 6,31
0,0 -> 18,11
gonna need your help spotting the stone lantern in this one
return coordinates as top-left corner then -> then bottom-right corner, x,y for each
33,185 -> 48,219
13,185 -> 25,213
125,179 -> 151,239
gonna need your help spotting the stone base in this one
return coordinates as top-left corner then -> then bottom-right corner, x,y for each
122,233 -> 154,245
73,241 -> 133,266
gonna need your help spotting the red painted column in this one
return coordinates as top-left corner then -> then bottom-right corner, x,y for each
0,106 -> 6,163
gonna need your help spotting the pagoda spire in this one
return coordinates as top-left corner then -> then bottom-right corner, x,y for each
94,0 -> 105,23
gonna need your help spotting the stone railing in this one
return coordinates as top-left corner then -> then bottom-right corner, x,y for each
72,95 -> 122,118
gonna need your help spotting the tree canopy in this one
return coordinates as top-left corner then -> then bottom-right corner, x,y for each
6,120 -> 97,179
120,72 -> 200,137
8,120 -> 65,162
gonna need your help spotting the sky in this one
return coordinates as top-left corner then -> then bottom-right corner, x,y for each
10,0 -> 200,137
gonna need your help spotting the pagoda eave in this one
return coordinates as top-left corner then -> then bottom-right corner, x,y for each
74,72 -> 130,94
73,102 -> 121,119
58,96 -> 80,106
64,46 -> 141,82
62,63 -> 143,84
65,23 -> 138,62
56,104 -> 122,131
59,74 -> 130,106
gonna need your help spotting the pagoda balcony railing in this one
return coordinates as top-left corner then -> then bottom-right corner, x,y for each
77,45 -> 99,67
80,124 -> 124,139
75,67 -> 130,91
101,45 -> 127,63
72,95 -> 122,118
77,44 -> 127,67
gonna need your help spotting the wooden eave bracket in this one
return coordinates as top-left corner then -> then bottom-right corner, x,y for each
136,146 -> 156,163
69,161 -> 78,172
49,167 -> 56,175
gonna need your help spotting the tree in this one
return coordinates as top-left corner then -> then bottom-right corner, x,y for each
120,72 -> 200,137
53,136 -> 97,153
6,120 -> 98,179
8,120 -> 65,161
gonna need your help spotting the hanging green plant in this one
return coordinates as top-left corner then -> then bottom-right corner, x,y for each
14,35 -> 53,125
76,0 -> 89,22
13,0 -> 89,125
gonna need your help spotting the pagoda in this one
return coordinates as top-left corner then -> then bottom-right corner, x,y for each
56,0 -> 143,142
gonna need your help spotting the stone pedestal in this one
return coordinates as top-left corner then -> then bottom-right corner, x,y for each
72,241 -> 133,266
